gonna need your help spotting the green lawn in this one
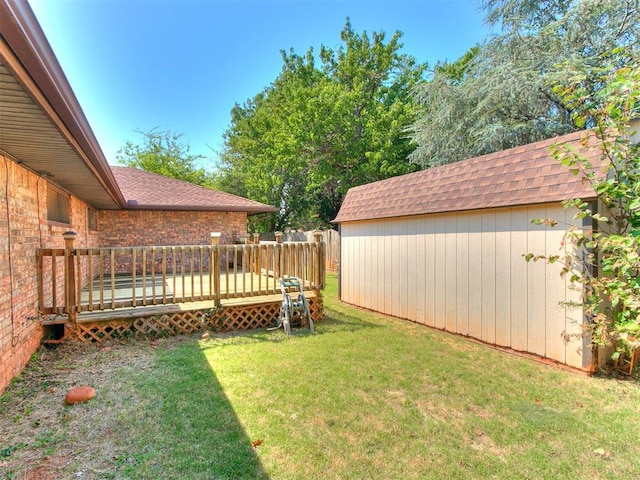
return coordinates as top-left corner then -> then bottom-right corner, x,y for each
1,273 -> 639,479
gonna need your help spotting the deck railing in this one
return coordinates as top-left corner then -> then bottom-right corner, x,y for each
39,232 -> 325,317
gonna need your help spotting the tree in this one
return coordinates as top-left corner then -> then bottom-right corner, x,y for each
215,54 -> 322,232
526,48 -> 640,367
117,128 -> 212,186
310,21 -> 425,221
409,0 -> 640,167
215,20 -> 426,230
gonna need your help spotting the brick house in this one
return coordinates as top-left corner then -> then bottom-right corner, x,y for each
104,166 -> 275,247
0,0 -> 276,393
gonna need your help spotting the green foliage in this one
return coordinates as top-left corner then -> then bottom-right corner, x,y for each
526,49 -> 640,363
215,20 -> 425,230
0,442 -> 26,458
117,128 -> 213,187
409,0 -> 640,167
201,305 -> 229,332
433,46 -> 480,86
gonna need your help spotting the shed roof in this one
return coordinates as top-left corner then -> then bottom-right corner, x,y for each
333,130 -> 604,223
111,166 -> 278,214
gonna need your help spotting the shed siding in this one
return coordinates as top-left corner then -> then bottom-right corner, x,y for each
510,211 -> 529,352
434,216 -> 446,330
339,204 -> 590,369
445,215 -> 457,333
546,207 -> 568,364
467,214 -> 482,339
495,211 -> 511,347
481,210 -> 496,345
455,213 -> 469,336
527,205 -> 547,357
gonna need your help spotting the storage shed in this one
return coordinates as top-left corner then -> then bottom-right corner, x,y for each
333,130 -> 604,370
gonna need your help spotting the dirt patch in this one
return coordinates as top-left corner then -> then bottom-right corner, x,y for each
465,428 -> 508,461
0,336 -> 190,479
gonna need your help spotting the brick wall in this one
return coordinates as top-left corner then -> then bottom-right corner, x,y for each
98,210 -> 247,246
1,153 -> 251,394
0,154 -> 99,394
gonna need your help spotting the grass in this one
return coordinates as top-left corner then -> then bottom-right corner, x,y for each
1,273 -> 639,479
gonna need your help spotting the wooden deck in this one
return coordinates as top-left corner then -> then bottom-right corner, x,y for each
47,290 -> 322,344
42,271 -> 317,325
40,241 -> 325,315
41,273 -> 323,343
39,241 -> 325,341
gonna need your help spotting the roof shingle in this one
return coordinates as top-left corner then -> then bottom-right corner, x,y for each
333,130 -> 604,223
111,166 -> 278,214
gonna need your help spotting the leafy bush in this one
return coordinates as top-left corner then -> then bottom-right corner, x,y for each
528,48 -> 640,363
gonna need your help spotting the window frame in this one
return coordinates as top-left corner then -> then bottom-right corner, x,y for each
46,183 -> 70,225
87,207 -> 98,231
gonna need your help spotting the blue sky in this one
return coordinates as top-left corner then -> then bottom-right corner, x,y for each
28,0 -> 490,168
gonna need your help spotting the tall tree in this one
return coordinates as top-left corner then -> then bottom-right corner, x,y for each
409,0 -> 640,167
117,128 -> 212,186
216,55 -> 320,231
216,20 -> 426,230
311,21 -> 425,220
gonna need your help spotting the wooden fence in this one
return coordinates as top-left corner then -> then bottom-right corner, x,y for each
260,229 -> 339,271
39,233 -> 325,317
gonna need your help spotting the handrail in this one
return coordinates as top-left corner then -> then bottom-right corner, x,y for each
38,236 -> 325,316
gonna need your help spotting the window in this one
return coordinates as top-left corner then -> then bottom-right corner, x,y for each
47,184 -> 70,224
87,207 -> 98,231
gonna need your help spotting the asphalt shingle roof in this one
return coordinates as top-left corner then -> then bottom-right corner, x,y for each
333,130 -> 604,223
111,166 -> 278,214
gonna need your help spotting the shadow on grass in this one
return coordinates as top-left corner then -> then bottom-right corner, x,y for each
316,309 -> 382,335
192,307 -> 381,349
220,310 -> 380,346
122,338 -> 269,479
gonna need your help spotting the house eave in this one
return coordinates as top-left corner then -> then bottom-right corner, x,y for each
0,0 -> 126,210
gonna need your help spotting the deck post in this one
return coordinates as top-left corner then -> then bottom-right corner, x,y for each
210,232 -> 221,305
210,232 -> 221,246
313,230 -> 324,291
62,231 -> 78,322
275,231 -> 283,279
252,234 -> 260,275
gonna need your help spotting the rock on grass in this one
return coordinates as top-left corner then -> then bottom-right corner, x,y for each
65,386 -> 96,405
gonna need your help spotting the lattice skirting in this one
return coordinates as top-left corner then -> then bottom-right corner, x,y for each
68,297 -> 324,343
